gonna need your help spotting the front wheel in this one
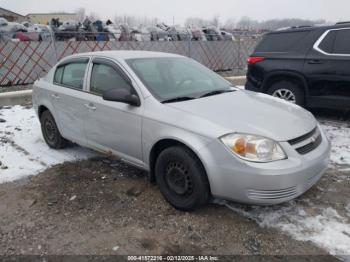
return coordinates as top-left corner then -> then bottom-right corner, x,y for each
267,80 -> 304,106
155,146 -> 210,211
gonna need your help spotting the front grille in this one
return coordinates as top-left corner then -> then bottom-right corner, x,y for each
247,186 -> 298,200
296,134 -> 322,155
289,128 -> 317,145
288,127 -> 322,155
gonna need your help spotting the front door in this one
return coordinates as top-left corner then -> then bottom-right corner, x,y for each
83,58 -> 143,166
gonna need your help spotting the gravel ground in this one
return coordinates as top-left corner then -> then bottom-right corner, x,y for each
0,157 -> 338,258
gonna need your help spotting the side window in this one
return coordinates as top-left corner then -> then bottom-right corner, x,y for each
318,31 -> 336,53
333,29 -> 350,54
54,66 -> 64,84
255,31 -> 310,53
61,62 -> 88,90
90,63 -> 132,95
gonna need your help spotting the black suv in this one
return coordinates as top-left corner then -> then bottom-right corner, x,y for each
245,23 -> 350,109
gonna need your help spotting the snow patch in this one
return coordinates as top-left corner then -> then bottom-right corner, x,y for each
0,106 -> 96,183
223,202 -> 350,256
321,123 -> 350,166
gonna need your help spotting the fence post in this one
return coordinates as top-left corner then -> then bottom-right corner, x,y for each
49,30 -> 58,63
237,36 -> 241,73
187,33 -> 192,58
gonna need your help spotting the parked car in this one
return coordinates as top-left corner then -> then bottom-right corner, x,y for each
220,30 -> 235,41
246,23 -> 350,109
0,17 -> 27,33
33,51 -> 330,211
190,27 -> 207,41
15,31 -> 41,41
203,26 -> 223,41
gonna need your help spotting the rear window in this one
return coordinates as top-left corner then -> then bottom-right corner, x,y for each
54,62 -> 88,90
333,29 -> 350,54
61,63 -> 87,90
318,31 -> 337,53
54,66 -> 64,84
255,31 -> 310,53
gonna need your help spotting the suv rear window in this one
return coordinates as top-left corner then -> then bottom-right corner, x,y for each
318,31 -> 336,53
255,31 -> 310,53
333,29 -> 350,54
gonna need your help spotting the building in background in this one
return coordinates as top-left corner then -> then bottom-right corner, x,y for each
0,7 -> 26,22
27,13 -> 77,25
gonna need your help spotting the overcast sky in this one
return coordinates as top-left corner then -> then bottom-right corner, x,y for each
2,0 -> 349,24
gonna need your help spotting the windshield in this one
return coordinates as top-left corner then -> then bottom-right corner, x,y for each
126,57 -> 234,102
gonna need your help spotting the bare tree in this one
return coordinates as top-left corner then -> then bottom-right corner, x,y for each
88,12 -> 100,21
75,8 -> 86,23
185,17 -> 211,28
237,16 -> 259,30
114,14 -> 159,28
211,14 -> 220,28
235,16 -> 326,30
224,18 -> 236,30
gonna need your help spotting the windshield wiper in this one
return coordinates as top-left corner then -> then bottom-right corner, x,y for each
162,96 -> 197,104
199,89 -> 235,98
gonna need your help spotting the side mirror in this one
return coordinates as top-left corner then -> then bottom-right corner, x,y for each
103,88 -> 140,107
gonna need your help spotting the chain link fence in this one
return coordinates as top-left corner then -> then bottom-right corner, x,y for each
0,32 -> 260,87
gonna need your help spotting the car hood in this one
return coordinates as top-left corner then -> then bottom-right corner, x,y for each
167,90 -> 317,141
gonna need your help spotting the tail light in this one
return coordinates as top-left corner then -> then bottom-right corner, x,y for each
247,57 -> 265,65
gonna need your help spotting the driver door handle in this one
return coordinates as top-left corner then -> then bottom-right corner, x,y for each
84,103 -> 97,111
308,59 -> 323,65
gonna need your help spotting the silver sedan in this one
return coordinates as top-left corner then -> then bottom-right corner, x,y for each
32,51 -> 331,211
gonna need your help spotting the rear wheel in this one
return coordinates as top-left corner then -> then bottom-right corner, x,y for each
40,110 -> 68,149
155,146 -> 210,211
267,80 -> 304,106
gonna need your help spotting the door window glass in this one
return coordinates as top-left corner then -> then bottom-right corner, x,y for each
90,63 -> 132,95
61,62 -> 88,89
333,29 -> 350,54
318,31 -> 336,53
54,66 -> 64,84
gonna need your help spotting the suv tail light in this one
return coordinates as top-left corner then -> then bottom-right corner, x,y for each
247,57 -> 265,65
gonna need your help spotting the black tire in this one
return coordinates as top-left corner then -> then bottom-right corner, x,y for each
40,110 -> 67,149
267,80 -> 305,106
155,146 -> 210,211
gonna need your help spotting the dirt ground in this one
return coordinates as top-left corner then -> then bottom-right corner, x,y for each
0,155 -> 342,259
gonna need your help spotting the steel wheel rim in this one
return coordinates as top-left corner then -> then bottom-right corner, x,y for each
272,89 -> 296,103
165,162 -> 193,196
44,119 -> 56,142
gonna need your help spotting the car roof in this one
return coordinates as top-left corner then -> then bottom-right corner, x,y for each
270,23 -> 350,34
66,50 -> 184,60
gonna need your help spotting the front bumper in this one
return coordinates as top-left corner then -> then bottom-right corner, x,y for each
200,127 -> 331,205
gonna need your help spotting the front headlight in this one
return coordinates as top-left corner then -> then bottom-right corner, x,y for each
220,133 -> 287,163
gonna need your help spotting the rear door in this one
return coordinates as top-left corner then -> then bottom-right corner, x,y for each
329,29 -> 350,106
304,28 -> 350,107
51,58 -> 90,146
83,57 -> 144,166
